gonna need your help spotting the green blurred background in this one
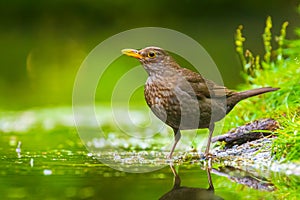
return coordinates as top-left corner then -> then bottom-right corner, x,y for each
0,0 -> 298,110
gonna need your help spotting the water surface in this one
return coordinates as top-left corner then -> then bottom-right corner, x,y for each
0,107 -> 299,199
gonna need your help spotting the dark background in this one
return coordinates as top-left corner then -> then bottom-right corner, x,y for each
0,0 -> 298,109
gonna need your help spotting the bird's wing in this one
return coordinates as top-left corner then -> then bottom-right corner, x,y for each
178,68 -> 234,99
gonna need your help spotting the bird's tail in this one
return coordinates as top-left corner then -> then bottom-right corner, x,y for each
226,87 -> 279,114
236,87 -> 279,101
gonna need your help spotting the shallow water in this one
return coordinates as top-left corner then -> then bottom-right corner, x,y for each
0,107 -> 299,199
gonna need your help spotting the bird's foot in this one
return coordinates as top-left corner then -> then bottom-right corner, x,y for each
167,152 -> 173,160
205,153 -> 214,160
200,153 -> 215,161
199,153 -> 214,169
164,152 -> 175,163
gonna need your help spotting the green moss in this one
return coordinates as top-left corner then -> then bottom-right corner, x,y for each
228,16 -> 300,162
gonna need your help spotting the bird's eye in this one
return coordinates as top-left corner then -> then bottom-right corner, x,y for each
148,51 -> 156,58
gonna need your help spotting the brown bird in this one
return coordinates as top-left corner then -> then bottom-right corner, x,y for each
122,46 -> 278,159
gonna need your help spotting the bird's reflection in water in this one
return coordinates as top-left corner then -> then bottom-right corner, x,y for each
159,164 -> 223,200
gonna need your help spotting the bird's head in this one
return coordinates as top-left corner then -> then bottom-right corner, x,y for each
122,46 -> 179,76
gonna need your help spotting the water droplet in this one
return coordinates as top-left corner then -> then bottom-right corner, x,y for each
43,169 -> 52,175
30,158 -> 34,167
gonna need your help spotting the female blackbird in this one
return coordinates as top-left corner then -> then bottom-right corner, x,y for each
122,47 -> 278,159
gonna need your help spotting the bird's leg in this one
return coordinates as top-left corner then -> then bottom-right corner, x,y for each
168,128 -> 181,159
204,123 -> 215,159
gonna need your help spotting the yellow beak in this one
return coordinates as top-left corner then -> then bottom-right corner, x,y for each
121,49 -> 143,59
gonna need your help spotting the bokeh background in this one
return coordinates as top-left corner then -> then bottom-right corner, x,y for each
0,0 -> 299,110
